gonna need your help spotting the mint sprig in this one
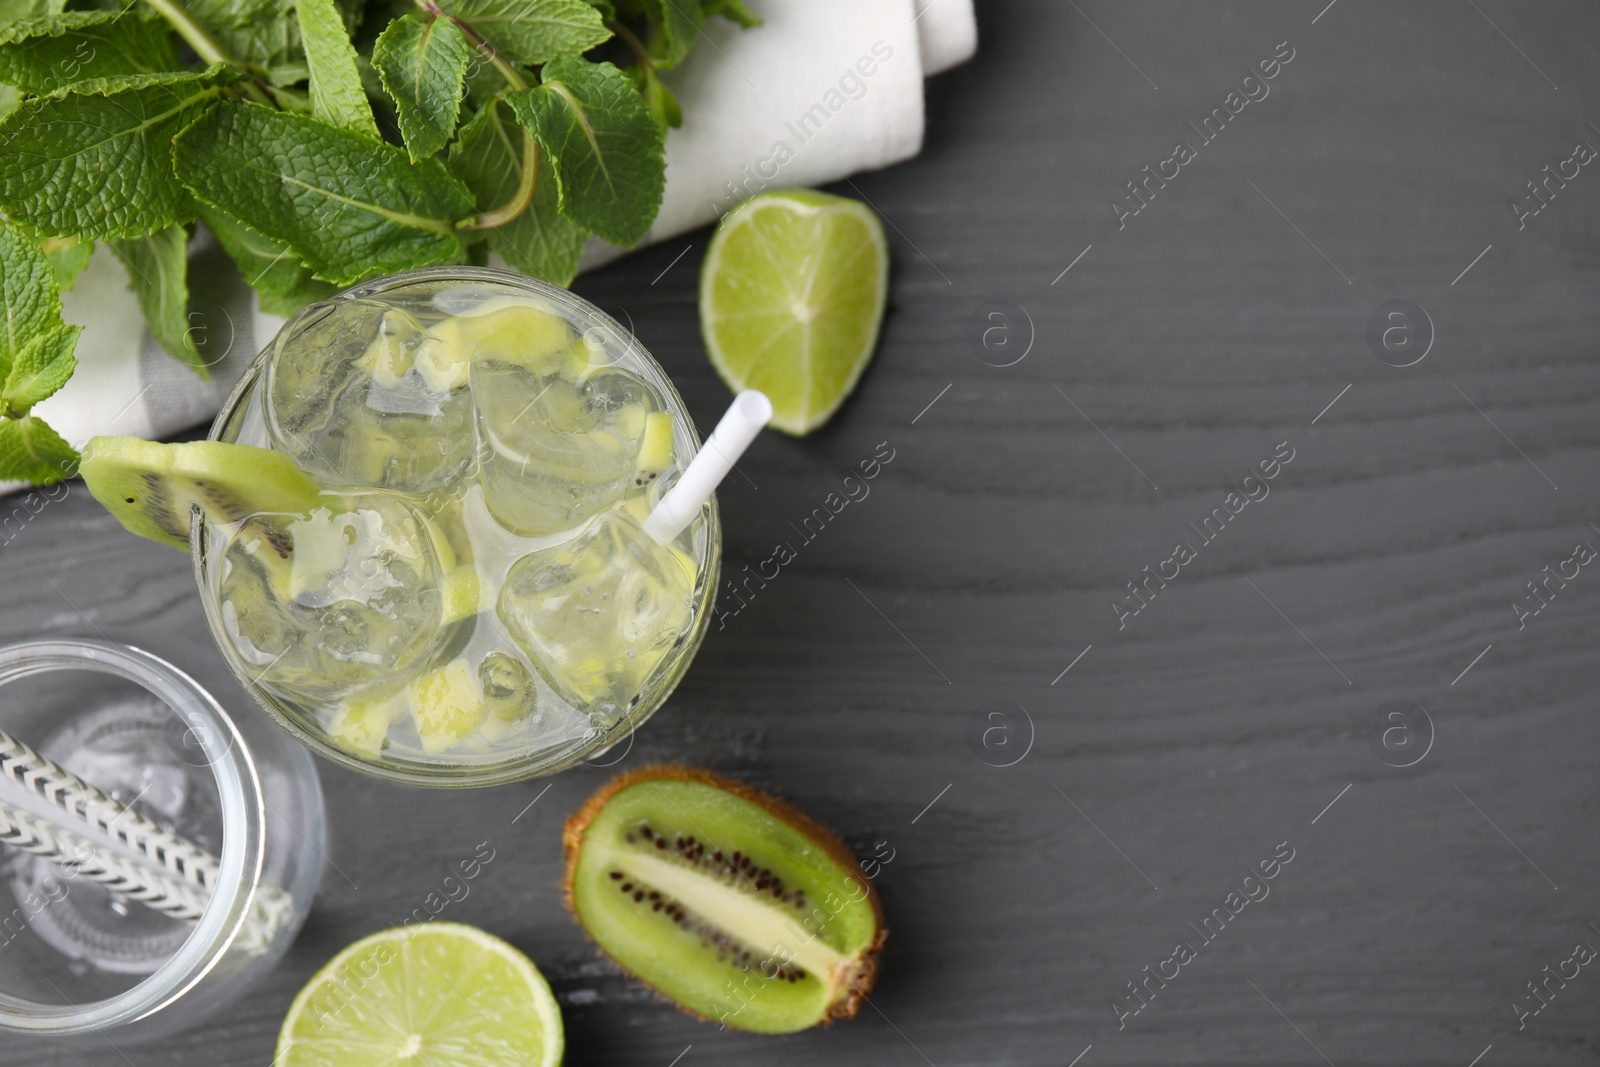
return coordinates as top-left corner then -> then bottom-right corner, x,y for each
0,0 -> 757,486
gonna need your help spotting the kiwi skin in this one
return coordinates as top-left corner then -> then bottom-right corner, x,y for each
562,764 -> 888,1029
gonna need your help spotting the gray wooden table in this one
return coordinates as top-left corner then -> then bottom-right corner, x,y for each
6,1 -> 1600,1063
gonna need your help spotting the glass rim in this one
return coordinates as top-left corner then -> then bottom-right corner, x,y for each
195,266 -> 722,789
0,638 -> 264,1036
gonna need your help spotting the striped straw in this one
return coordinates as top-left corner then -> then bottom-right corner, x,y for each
0,728 -> 220,891
0,726 -> 292,950
0,799 -> 210,920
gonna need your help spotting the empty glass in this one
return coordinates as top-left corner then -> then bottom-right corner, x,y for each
0,639 -> 324,1044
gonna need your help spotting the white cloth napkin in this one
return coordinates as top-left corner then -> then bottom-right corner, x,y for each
29,0 -> 975,464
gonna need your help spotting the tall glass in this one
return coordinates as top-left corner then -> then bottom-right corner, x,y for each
0,638 -> 324,1044
194,268 -> 720,788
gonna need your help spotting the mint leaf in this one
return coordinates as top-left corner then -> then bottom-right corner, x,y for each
0,0 -> 61,26
374,13 -> 472,162
198,205 -> 338,314
220,16 -> 299,70
17,224 -> 93,290
111,224 -> 208,380
641,68 -> 680,128
266,62 -> 310,88
174,101 -> 474,286
507,57 -> 663,248
2,320 -> 78,415
441,0 -> 610,66
450,100 -> 585,285
648,0 -> 701,71
0,220 -> 64,384
198,206 -> 305,295
297,0 -> 379,139
607,0 -> 756,73
40,234 -> 93,291
186,0 -> 298,68
702,0 -> 758,29
0,11 -> 178,95
0,414 -> 76,483
184,0 -> 357,69
0,68 -> 231,239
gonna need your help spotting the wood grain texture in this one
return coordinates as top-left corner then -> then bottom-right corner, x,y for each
4,1 -> 1600,1063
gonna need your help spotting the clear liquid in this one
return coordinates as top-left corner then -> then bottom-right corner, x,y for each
205,279 -> 710,772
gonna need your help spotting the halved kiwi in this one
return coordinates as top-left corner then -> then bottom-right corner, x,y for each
79,436 -> 323,550
564,766 -> 886,1034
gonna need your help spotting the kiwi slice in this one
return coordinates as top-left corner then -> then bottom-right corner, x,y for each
564,766 -> 886,1033
79,436 -> 323,550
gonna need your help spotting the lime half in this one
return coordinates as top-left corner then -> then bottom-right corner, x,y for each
700,189 -> 888,435
276,923 -> 563,1067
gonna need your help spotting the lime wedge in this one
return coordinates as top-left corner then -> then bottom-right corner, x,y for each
699,189 -> 888,435
275,923 -> 563,1067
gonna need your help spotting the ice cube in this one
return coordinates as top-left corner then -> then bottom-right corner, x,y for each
479,650 -> 537,721
496,510 -> 695,719
473,361 -> 658,537
266,303 -> 475,494
216,493 -> 451,702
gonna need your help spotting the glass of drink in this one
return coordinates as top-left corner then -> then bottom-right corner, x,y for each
0,638 -> 324,1044
193,267 -> 722,788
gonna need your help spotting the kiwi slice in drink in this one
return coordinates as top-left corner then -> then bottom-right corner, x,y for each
79,436 -> 323,550
564,766 -> 886,1033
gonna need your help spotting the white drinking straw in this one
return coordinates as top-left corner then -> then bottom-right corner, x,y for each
0,726 -> 292,947
643,390 -> 772,545
0,798 -> 211,920
0,728 -> 219,890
